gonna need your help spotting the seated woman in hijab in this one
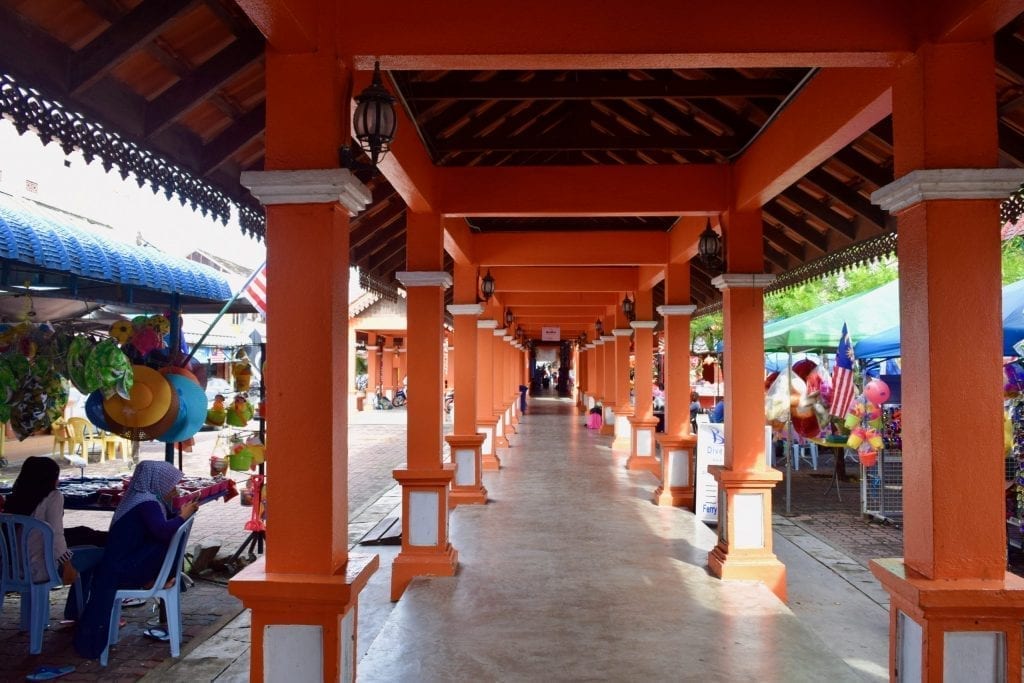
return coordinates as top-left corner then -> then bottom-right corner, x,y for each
73,460 -> 198,660
2,456 -> 106,620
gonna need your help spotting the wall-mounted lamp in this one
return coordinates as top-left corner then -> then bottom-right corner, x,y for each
697,217 -> 723,270
480,269 -> 495,302
622,294 -> 635,322
340,61 -> 397,171
505,309 -> 514,327
595,318 -> 604,336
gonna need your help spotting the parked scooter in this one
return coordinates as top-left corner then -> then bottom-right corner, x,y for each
373,386 -> 393,410
392,387 -> 407,407
444,389 -> 454,415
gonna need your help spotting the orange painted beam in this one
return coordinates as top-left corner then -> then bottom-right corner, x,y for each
925,0 -> 1024,42
732,67 -> 894,210
509,306 -> 611,318
443,217 -> 475,266
341,1 -> 911,69
234,0 -> 317,53
501,292 -> 618,307
438,165 -> 729,216
637,265 -> 664,291
474,231 -> 670,266
485,267 -> 638,293
352,70 -> 438,213
668,216 -> 708,264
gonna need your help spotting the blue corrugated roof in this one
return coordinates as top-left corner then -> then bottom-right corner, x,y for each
0,193 -> 232,302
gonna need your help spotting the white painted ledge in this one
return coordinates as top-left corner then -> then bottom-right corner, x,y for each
871,168 -> 1024,213
240,169 -> 372,215
712,274 -> 775,291
657,305 -> 697,316
396,271 -> 453,288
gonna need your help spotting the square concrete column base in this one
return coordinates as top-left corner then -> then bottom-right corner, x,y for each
445,433 -> 488,508
476,422 -> 501,470
610,407 -> 634,453
707,465 -> 786,601
652,433 -> 696,508
391,466 -> 458,600
871,558 -> 1024,682
229,554 -> 378,683
493,415 -> 510,449
626,416 -> 661,475
599,402 -> 616,435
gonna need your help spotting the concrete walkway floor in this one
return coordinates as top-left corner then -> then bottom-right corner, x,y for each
153,394 -> 893,682
354,395 -> 885,682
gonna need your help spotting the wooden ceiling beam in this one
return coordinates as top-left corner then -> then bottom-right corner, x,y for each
403,77 -> 797,101
762,241 -> 791,271
351,201 -> 406,252
501,292 -> 619,307
998,121 -> 1024,166
830,147 -> 893,189
474,230 -> 670,266
803,169 -> 888,231
485,267 -> 638,293
765,196 -> 835,252
761,220 -> 807,261
199,105 -> 266,175
70,0 -> 200,95
434,129 -> 741,153
145,32 -> 265,136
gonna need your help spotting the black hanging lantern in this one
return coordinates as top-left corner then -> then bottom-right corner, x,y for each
352,61 -> 397,167
595,318 -> 604,336
505,309 -> 514,327
480,269 -> 495,301
622,294 -> 635,321
697,218 -> 723,268
516,326 -> 524,341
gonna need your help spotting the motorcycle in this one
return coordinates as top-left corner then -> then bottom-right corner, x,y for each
373,387 -> 393,410
392,387 -> 407,407
444,389 -> 454,415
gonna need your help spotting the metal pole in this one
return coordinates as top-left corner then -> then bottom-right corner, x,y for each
181,262 -> 265,366
785,347 -> 793,515
166,292 -> 181,465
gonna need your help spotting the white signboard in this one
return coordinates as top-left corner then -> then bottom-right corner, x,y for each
541,326 -> 560,341
694,423 -> 773,524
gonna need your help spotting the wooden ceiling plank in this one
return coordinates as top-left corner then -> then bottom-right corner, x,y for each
199,104 -> 266,175
763,203 -> 829,249
761,220 -> 807,260
435,130 -> 741,152
145,33 -> 265,136
351,201 -> 406,251
78,0 -> 123,23
762,241 -> 791,271
403,77 -> 797,101
0,5 -> 74,95
70,0 -> 200,96
775,190 -> 845,249
996,32 -> 1024,82
999,121 -> 1024,165
831,147 -> 893,189
803,168 -> 887,231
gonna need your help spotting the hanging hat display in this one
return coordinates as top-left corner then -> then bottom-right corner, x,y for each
158,373 -> 208,443
85,338 -> 133,399
102,364 -> 178,440
85,389 -> 110,431
66,335 -> 100,394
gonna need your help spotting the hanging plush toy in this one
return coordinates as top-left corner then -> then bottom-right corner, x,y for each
226,394 -> 254,427
232,350 -> 253,393
206,394 -> 227,426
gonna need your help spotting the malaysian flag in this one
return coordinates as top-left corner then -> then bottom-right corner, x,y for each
244,262 -> 267,318
829,322 -> 856,417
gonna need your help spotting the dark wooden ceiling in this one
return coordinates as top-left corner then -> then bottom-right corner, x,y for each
0,1 -> 1023,314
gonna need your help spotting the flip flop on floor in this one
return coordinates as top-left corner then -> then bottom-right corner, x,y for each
26,665 -> 75,681
121,598 -> 147,608
143,627 -> 170,642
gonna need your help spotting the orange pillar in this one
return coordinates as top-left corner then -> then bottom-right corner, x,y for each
576,342 -> 588,415
477,318 -> 501,470
628,286 -> 660,474
446,263 -> 487,507
381,335 -> 396,399
610,313 -> 634,453
491,328 -> 510,449
365,336 -> 380,412
391,212 -> 457,601
501,333 -> 516,436
706,210 -> 785,602
654,263 -> 697,508
395,340 -> 407,392
869,41 -> 1024,681
228,47 -> 377,683
599,314 -> 616,436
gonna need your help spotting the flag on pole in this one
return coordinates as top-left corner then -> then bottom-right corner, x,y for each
244,262 -> 267,318
829,322 -> 856,417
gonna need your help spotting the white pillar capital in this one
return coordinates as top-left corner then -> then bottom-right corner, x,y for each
871,168 -> 1024,213
630,320 -> 658,329
656,305 -> 697,316
477,319 -> 499,329
711,274 -> 775,291
447,303 -> 485,316
396,271 -> 453,289
600,335 -> 616,343
239,168 -> 372,215
612,328 -> 634,337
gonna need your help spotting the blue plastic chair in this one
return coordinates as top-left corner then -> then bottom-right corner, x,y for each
100,516 -> 194,666
0,513 -> 84,654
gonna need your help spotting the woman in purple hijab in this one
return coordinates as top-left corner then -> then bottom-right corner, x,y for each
74,461 -> 198,659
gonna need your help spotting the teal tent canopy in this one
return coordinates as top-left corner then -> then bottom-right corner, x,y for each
763,280 -> 900,352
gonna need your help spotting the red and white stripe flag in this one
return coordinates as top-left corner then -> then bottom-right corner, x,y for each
244,262 -> 267,318
829,322 -> 856,417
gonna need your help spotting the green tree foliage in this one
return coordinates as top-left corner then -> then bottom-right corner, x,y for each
1002,236 -> 1024,284
764,256 -> 899,321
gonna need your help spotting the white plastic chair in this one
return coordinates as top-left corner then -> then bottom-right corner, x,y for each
791,441 -> 819,470
100,516 -> 194,666
0,513 -> 84,654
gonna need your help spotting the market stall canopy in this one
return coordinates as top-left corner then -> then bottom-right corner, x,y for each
763,279 -> 900,352
855,278 -> 1024,359
0,192 -> 236,310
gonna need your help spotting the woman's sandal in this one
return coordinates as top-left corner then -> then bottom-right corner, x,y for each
142,627 -> 170,642
25,665 -> 75,681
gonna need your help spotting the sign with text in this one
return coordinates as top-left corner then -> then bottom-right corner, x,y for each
694,423 -> 773,524
541,326 -> 560,341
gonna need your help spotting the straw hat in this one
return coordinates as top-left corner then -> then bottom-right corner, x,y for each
103,365 -> 179,440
